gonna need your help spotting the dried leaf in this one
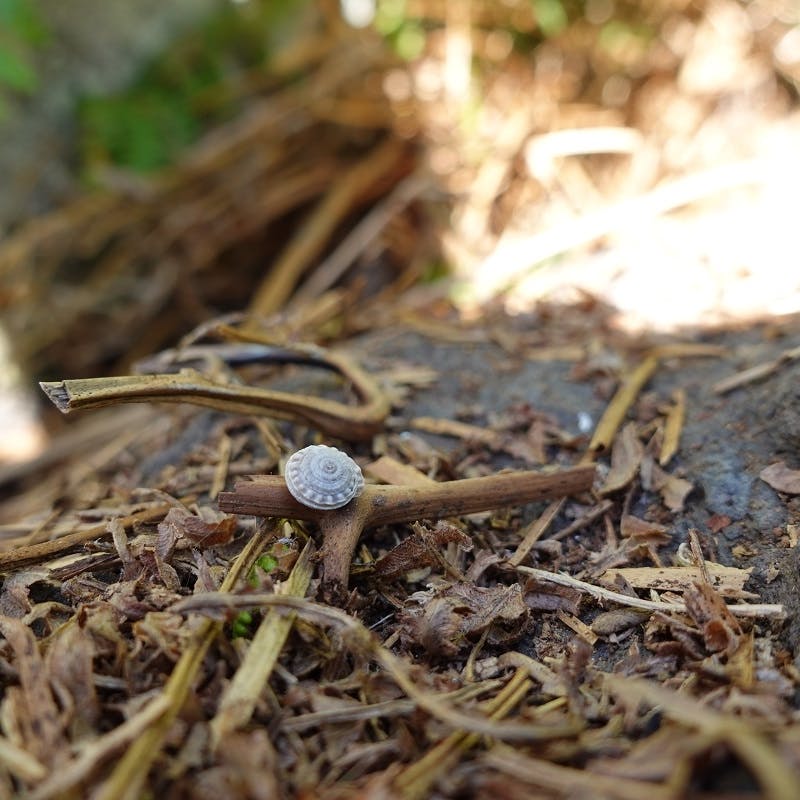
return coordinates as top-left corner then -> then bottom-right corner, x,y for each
684,581 -> 742,645
157,507 -> 238,553
591,608 -> 651,636
523,577 -> 581,615
133,611 -> 197,662
707,513 -> 732,533
0,617 -> 66,764
658,474 -> 694,511
402,595 -> 471,659
373,522 -> 471,580
599,422 -> 644,495
619,515 -> 668,540
642,457 -> 694,511
760,461 -> 800,495
46,624 -> 100,732
399,583 -> 529,657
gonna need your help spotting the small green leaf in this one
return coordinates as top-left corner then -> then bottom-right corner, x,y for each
231,611 -> 254,638
255,554 -> 278,574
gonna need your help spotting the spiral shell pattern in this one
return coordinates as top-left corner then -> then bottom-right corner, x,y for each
284,445 -> 364,510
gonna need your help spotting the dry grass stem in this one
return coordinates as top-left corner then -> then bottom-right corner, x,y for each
0,503 -> 175,571
485,745 -> 676,800
604,675 -> 800,800
515,566 -> 784,618
173,593 -> 581,742
713,344 -> 800,395
96,521 -> 277,800
209,541 -> 315,747
249,137 -> 410,317
393,667 -> 533,800
659,388 -> 686,466
586,355 -> 659,458
508,498 -> 564,566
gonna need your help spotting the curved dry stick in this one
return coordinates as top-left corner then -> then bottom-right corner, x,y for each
218,465 -> 596,595
40,348 -> 390,441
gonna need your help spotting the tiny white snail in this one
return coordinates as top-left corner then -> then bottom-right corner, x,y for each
284,445 -> 365,510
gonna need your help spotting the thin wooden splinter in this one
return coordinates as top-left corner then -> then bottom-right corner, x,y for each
218,465 -> 596,594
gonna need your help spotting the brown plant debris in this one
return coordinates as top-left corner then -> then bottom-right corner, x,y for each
1,1 -> 799,797
760,461 -> 800,495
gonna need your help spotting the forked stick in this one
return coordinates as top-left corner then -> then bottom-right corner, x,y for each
218,465 -> 596,596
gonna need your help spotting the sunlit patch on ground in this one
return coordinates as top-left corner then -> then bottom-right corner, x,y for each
380,0 -> 800,331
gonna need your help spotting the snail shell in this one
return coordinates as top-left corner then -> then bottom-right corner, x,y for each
284,445 -> 364,510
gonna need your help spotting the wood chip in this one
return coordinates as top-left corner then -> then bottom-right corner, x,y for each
599,422 -> 644,494
659,388 -> 685,466
409,416 -> 502,445
600,563 -> 755,599
586,355 -> 658,458
364,455 -> 437,487
556,609 -> 598,645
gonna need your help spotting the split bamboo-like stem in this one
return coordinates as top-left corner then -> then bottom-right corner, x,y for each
40,349 -> 390,442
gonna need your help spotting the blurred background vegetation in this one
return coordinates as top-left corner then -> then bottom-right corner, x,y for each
0,0 -> 799,461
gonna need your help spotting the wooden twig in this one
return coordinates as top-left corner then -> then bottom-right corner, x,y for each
218,465 -> 596,595
659,388 -> 685,466
712,345 -> 800,395
40,348 -> 390,442
585,355 -> 658,458
515,566 -> 784,618
0,504 -> 175,572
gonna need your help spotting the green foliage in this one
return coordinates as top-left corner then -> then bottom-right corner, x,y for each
246,552 -> 279,587
375,0 -> 425,61
230,610 -> 254,638
254,553 -> 279,576
0,41 -> 36,92
531,0 -> 569,38
81,91 -> 200,173
0,0 -> 48,116
78,0 -> 305,173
